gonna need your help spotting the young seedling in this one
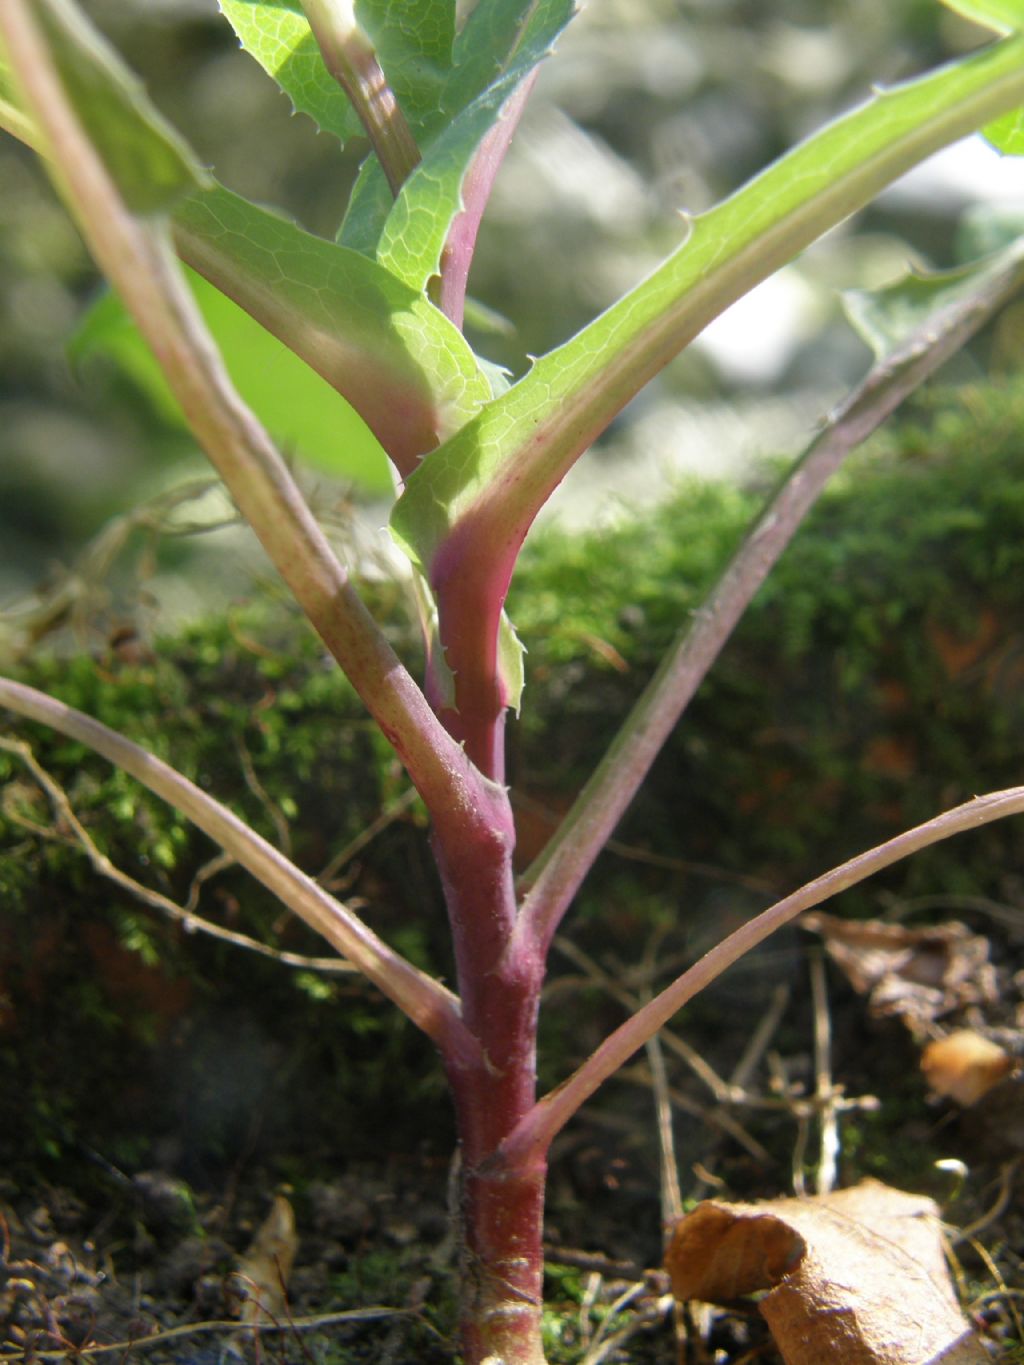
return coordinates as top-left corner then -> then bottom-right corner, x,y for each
3,2 -> 1024,1360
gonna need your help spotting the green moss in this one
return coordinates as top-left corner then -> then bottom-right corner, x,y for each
4,378 -> 1024,1177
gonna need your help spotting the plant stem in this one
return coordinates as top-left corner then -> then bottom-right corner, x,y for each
516,237 -> 1024,953
454,1151 -> 549,1364
300,0 -> 420,197
430,790 -> 548,1360
0,677 -> 476,1059
437,74 -> 536,330
505,784 -> 1024,1165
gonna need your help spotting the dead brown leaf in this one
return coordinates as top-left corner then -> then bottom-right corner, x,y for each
803,913 -> 996,1036
234,1192 -> 299,1328
921,1029 -> 1015,1106
665,1179 -> 986,1364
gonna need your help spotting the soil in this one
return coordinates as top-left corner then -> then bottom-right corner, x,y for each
3,927 -> 1023,1364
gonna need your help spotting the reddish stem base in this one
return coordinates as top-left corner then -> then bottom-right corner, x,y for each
457,1154 -> 549,1364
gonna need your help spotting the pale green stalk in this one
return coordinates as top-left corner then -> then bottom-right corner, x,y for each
300,0 -> 421,195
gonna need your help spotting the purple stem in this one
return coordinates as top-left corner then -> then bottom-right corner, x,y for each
437,74 -> 537,329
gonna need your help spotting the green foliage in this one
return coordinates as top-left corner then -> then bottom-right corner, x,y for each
370,0 -> 576,290
387,21 -> 1024,753
220,0 -> 577,274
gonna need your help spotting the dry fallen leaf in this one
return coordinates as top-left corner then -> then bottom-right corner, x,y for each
665,1179 -> 986,1365
803,913 -> 996,1035
234,1192 -> 299,1328
921,1029 -> 1015,1106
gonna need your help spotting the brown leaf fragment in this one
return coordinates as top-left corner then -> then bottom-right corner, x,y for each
921,1029 -> 1016,1106
664,1202 -> 805,1302
665,1180 -> 986,1365
803,913 -> 996,1035
234,1192 -> 298,1327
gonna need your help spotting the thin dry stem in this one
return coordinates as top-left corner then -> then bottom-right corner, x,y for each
644,1026 -> 683,1236
0,679 -> 475,1060
506,784 -> 1024,1164
0,734 -> 357,975
0,1307 -> 421,1363
810,949 -> 840,1196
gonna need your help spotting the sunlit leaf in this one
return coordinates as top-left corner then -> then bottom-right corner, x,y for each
391,32 -> 1024,580
221,0 -> 575,285
217,0 -> 454,148
938,0 -> 1024,34
218,0 -> 361,144
173,185 -> 492,474
984,104 -> 1024,152
365,0 -> 575,286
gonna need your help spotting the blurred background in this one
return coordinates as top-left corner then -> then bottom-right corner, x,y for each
2,0 -> 1024,621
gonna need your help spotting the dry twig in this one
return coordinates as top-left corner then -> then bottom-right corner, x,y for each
0,734 -> 357,974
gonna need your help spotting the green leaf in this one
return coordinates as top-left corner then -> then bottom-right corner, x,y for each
71,267 -> 393,493
172,185 -> 492,473
391,31 -> 1024,580
984,104 -> 1024,152
375,66 -> 530,289
223,0 -> 575,270
338,155 -> 396,254
842,238 -> 1024,361
217,0 -> 454,148
217,0 -> 362,144
27,0 -> 210,213
0,8 -> 489,478
356,0 -> 576,282
390,31 -> 1024,725
938,0 -> 1024,33
359,0 -> 455,130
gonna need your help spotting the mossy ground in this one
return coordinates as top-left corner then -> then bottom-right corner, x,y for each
3,381 -> 1024,1359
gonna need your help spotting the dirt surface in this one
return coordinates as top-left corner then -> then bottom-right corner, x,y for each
3,920 -> 1024,1364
